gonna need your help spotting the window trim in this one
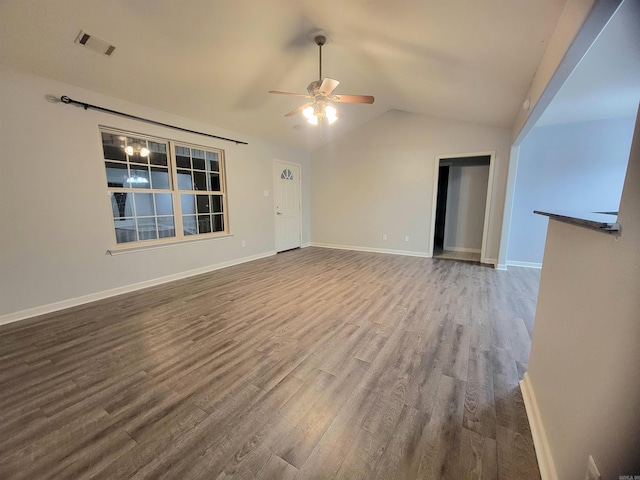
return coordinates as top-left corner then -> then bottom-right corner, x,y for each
100,126 -> 230,251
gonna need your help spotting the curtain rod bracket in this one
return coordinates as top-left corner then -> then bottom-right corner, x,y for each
57,95 -> 248,146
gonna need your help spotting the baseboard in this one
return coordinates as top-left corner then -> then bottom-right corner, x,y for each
496,263 -> 508,271
0,250 -> 277,326
301,242 -> 311,248
520,372 -> 558,480
310,242 -> 431,258
507,260 -> 543,269
443,245 -> 482,253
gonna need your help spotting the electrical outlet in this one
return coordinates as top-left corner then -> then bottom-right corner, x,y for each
241,240 -> 246,247
264,190 -> 269,197
585,455 -> 601,480
405,236 -> 409,242
383,234 -> 387,241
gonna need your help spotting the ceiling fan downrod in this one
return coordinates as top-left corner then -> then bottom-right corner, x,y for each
316,35 -> 326,81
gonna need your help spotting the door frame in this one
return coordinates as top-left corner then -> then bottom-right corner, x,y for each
428,151 -> 496,265
273,159 -> 302,252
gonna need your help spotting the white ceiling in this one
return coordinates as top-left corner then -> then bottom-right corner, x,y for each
537,0 -> 640,126
0,0 -> 567,150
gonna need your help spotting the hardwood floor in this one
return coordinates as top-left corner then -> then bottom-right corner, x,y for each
432,248 -> 482,263
0,247 -> 542,479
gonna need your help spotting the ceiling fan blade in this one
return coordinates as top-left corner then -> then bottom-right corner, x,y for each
268,90 -> 311,98
318,78 -> 340,96
332,94 -> 375,104
284,102 -> 312,117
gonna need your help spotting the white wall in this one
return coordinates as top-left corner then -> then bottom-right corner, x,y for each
526,110 -> 640,479
508,117 -> 635,265
499,0 -> 619,267
444,164 -> 490,252
511,0 -> 598,141
310,110 -> 511,262
0,66 -> 310,320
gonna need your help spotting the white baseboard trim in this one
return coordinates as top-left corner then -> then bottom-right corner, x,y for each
301,242 -> 311,248
310,242 -> 431,258
507,260 -> 543,269
520,372 -> 558,480
443,246 -> 482,253
496,263 -> 508,271
0,250 -> 277,326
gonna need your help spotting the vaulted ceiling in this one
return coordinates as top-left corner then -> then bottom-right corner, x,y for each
0,0 -> 567,150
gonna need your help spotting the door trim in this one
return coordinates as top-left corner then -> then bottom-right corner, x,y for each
273,159 -> 302,252
428,151 -> 496,265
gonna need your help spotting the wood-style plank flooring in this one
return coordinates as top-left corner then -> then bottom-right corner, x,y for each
433,247 -> 481,263
0,247 -> 542,479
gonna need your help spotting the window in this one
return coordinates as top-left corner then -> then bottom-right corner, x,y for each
100,128 -> 228,247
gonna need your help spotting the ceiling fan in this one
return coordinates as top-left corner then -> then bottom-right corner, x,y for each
269,34 -> 374,125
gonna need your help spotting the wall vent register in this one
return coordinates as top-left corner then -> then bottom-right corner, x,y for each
74,30 -> 116,56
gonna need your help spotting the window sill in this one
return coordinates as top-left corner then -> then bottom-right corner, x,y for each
107,233 -> 234,255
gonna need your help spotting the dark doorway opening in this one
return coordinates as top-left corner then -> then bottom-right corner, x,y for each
434,165 -> 450,251
432,155 -> 491,263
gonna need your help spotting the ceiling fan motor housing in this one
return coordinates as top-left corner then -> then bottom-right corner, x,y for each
307,80 -> 322,95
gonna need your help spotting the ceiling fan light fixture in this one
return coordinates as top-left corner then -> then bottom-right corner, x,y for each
302,103 -> 338,125
325,105 -> 338,124
303,105 -> 318,125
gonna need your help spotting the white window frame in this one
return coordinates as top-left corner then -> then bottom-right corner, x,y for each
100,127 -> 230,252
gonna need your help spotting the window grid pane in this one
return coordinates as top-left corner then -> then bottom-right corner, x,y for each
180,193 -> 225,237
101,129 -> 226,245
137,217 -> 158,241
150,167 -> 170,189
183,215 -> 197,236
114,219 -> 137,243
175,144 -> 224,193
158,216 -> 175,238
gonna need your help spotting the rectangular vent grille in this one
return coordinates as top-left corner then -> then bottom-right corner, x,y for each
74,30 -> 116,56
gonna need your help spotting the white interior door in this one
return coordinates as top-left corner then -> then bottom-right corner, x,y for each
274,161 -> 301,252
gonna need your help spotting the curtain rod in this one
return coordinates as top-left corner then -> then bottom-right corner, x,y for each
59,96 -> 248,146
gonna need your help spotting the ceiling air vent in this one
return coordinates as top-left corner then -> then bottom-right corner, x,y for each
74,30 -> 116,56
